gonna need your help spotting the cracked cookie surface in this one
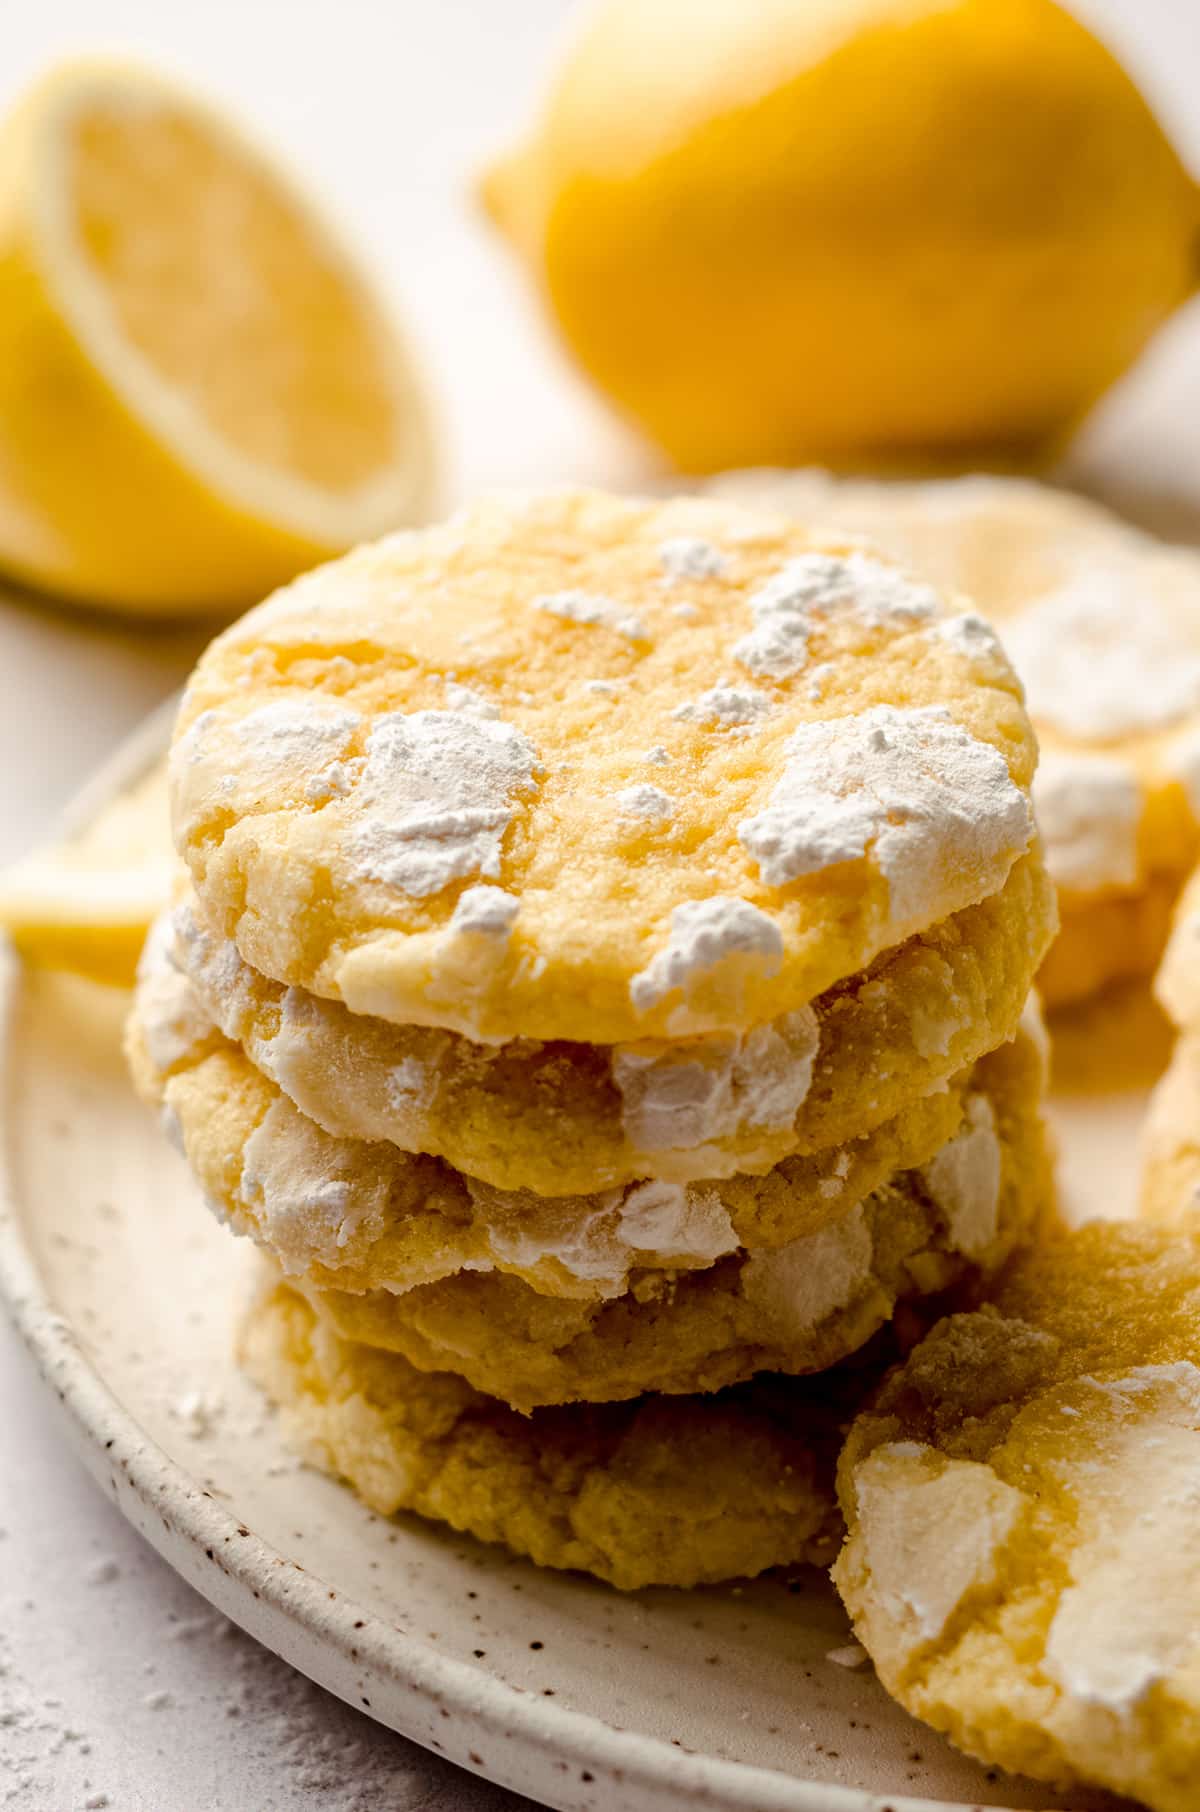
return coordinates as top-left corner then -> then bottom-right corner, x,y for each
166,851 -> 1051,1195
835,1219 -> 1200,1812
170,488 -> 1036,1043
711,471 -> 1200,1005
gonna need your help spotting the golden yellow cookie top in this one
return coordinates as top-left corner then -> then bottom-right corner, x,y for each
171,488 -> 1035,1042
835,1219 -> 1200,1812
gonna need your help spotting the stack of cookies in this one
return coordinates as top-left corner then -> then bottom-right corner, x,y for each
710,471 -> 1200,1008
127,487 -> 1054,1590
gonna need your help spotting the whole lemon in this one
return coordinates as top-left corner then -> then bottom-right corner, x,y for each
483,0 -> 1200,471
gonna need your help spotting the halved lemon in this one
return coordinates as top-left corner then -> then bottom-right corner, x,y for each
0,760 -> 172,986
0,59 -> 439,615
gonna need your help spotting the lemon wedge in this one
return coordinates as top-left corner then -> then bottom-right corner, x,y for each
0,59 -> 438,614
0,761 -> 172,986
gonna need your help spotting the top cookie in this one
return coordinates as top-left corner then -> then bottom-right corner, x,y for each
710,472 -> 1200,920
171,489 -> 1035,1043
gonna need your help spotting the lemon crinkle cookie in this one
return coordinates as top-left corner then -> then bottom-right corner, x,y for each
710,470 -> 1200,1005
834,1220 -> 1200,1812
168,849 -> 1052,1195
295,1024 -> 1047,1410
128,916 -> 1045,1316
130,935 -> 1046,1408
239,1273 -> 850,1590
168,489 -> 1037,1045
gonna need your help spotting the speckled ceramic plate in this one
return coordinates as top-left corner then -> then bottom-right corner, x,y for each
0,713 -> 1146,1812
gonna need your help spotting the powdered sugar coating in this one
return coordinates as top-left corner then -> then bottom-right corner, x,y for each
238,1098 -> 390,1275
349,711 -> 539,899
614,784 -> 677,821
1033,751 -> 1141,893
630,898 -> 783,1015
658,537 -> 727,582
846,1442 -> 1024,1648
476,1175 -> 739,1290
739,1203 -> 873,1340
733,551 -> 939,682
738,705 -> 1032,921
1006,568 -> 1200,741
919,1094 -> 1000,1258
134,917 -> 216,1074
172,489 -> 1038,1044
935,611 -> 1006,665
671,685 -> 772,729
612,1009 -> 819,1153
534,590 -> 648,642
441,678 -> 500,719
448,886 -> 521,939
163,872 -> 1047,1199
169,697 -> 362,837
1040,1363 -> 1200,1711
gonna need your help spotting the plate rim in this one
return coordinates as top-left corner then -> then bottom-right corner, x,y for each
0,705 -> 995,1812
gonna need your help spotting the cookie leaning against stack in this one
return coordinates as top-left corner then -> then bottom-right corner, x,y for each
128,486 -> 1055,1585
835,1219 -> 1200,1812
710,471 -> 1200,1008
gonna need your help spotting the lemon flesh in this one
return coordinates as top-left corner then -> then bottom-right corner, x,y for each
0,61 -> 438,614
0,762 -> 171,987
485,0 -> 1200,471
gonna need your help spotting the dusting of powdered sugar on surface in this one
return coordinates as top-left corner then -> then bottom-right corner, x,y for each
170,902 -> 258,1033
740,1203 -> 873,1338
844,1443 -> 1025,1652
613,1009 -> 819,1152
229,701 -> 362,787
440,678 -> 500,719
936,612 -> 1006,664
733,552 -> 939,681
658,537 -> 727,583
614,784 -> 677,822
641,745 -> 672,766
630,897 -> 783,1014
1005,567 -> 1200,740
1033,751 -> 1141,893
533,590 -> 648,642
448,886 -> 521,939
737,704 -> 1031,920
469,1176 -> 737,1291
1040,1363 -> 1200,1714
383,1055 -> 434,1115
170,697 -> 362,832
672,685 -> 772,730
237,1101 -> 389,1273
614,1179 -> 737,1262
919,1095 -> 1001,1259
135,916 -> 218,1074
348,711 -> 539,899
